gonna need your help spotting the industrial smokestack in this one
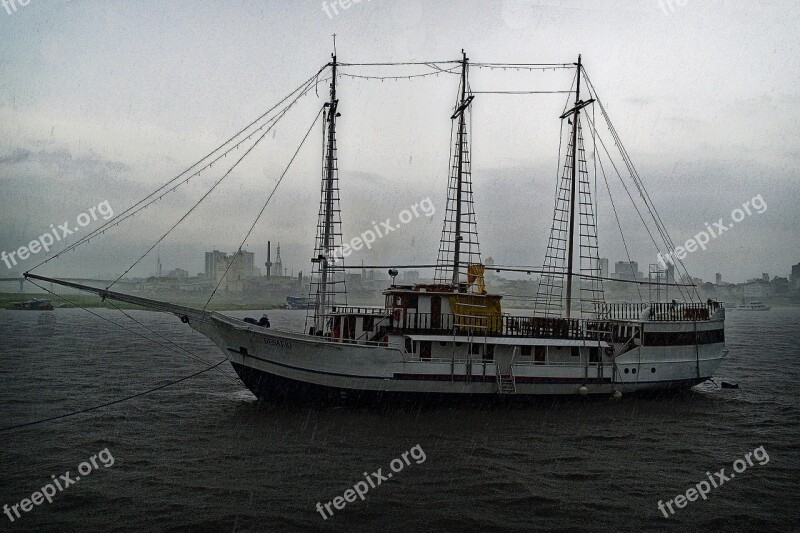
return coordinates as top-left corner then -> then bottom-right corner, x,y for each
265,241 -> 272,278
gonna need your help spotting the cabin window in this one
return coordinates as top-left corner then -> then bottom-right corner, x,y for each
534,346 -> 546,363
344,316 -> 356,340
363,316 -> 375,331
521,345 -> 532,356
485,344 -> 495,360
405,338 -> 414,353
589,347 -> 600,362
571,346 -> 580,357
470,343 -> 481,356
420,341 -> 432,360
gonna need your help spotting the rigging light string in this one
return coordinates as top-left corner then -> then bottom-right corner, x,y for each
339,67 -> 461,81
106,75 -> 328,291
472,62 -> 572,68
27,66 -> 331,273
203,107 -> 325,312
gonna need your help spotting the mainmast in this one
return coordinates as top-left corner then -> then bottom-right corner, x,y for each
452,50 -> 468,285
535,54 -> 598,319
564,54 -> 581,319
435,50 -> 479,289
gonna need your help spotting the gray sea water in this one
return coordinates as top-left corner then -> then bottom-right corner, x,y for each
1,306 -> 799,532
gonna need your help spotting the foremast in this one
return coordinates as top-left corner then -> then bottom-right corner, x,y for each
308,53 -> 347,334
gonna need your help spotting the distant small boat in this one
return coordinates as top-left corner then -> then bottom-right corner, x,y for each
733,301 -> 771,311
284,296 -> 314,310
9,298 -> 54,311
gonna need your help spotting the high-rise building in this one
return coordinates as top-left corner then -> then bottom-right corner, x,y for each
792,263 -> 800,289
205,250 -> 227,279
715,273 -> 722,285
614,261 -> 638,281
205,250 -> 257,290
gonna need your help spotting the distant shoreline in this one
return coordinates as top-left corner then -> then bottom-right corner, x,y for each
2,292 -> 798,312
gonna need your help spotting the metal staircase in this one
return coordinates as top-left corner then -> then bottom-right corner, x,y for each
496,367 -> 516,394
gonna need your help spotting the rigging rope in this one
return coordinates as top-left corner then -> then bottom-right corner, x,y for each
25,279 -> 239,383
585,113 -> 692,302
0,359 -> 226,433
28,66 -> 331,273
470,90 -> 573,94
107,300 -> 239,383
592,129 -> 646,302
203,107 -> 325,311
582,68 -> 699,300
106,76 -> 326,290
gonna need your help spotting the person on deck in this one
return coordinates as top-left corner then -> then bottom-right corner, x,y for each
258,314 -> 271,328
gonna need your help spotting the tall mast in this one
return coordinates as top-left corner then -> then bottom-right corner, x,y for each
451,50 -> 468,286
316,52 -> 338,332
565,54 -> 581,319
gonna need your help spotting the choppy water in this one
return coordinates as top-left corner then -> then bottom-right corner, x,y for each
1,306 -> 798,532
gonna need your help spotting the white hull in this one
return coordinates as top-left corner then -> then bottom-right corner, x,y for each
190,312 -> 727,400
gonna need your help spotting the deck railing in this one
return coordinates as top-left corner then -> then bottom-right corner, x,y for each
390,312 -> 598,340
599,302 -> 720,321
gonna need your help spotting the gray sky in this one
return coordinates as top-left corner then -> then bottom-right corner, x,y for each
1,0 -> 798,284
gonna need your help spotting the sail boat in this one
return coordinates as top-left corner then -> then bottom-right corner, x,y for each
26,50 -> 727,401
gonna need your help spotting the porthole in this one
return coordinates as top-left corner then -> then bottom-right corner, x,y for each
624,368 -> 629,374
632,368 -> 637,374
651,367 -> 656,373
